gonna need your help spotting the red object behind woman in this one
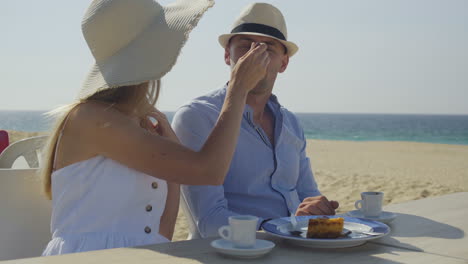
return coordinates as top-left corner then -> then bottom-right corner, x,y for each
0,130 -> 9,154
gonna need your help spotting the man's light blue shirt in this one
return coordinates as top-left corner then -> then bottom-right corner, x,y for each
172,86 -> 320,237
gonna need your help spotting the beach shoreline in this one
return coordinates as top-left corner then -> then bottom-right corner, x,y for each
5,130 -> 467,241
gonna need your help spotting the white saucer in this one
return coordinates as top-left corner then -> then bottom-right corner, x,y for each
210,239 -> 275,259
346,210 -> 397,224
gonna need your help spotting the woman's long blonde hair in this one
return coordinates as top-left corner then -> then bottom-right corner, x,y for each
40,80 -> 160,200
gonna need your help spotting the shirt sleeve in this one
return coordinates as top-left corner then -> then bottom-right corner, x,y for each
172,106 -> 261,237
296,129 -> 321,201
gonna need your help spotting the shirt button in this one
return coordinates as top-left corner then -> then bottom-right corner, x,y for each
144,226 -> 151,234
151,182 -> 158,189
146,205 -> 153,212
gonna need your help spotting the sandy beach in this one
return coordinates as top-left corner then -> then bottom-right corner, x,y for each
5,130 -> 468,241
173,139 -> 468,241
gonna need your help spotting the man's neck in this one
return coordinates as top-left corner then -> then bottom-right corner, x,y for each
246,91 -> 272,124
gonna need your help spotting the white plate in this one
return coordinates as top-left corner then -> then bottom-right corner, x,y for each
262,216 -> 390,248
346,210 -> 397,224
210,239 -> 275,259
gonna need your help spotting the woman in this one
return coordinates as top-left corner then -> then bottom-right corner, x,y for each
41,0 -> 270,255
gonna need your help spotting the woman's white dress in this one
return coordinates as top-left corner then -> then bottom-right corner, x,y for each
42,155 -> 169,255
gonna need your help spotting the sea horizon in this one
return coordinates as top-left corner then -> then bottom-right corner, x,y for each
2,109 -> 468,116
1,110 -> 468,146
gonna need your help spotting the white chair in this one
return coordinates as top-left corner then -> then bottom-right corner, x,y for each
180,192 -> 202,239
0,136 -> 47,169
0,168 -> 52,260
0,136 -> 51,260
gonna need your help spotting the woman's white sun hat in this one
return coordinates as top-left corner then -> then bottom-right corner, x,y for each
77,0 -> 214,100
218,2 -> 298,57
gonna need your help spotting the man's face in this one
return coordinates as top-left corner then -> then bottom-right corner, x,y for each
225,34 -> 289,93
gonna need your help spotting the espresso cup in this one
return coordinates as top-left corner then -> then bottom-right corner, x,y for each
355,191 -> 383,217
218,215 -> 259,248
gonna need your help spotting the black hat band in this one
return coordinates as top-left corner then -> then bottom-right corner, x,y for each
231,23 -> 286,41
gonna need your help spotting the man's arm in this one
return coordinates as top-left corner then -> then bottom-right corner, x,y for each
296,132 -> 321,200
295,124 -> 339,215
172,105 -> 243,237
180,183 -> 239,237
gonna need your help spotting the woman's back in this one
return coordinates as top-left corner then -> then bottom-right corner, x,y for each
40,0 -> 270,255
43,156 -> 168,255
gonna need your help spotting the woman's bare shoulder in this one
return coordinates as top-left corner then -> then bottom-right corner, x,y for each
55,102 -> 122,169
72,101 -> 116,119
68,102 -> 125,129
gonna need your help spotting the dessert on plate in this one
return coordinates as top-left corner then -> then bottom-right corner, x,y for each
306,217 -> 344,238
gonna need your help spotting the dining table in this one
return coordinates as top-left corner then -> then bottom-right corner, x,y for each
2,192 -> 467,264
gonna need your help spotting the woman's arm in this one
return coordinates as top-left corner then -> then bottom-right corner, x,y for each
159,182 -> 180,240
65,43 -> 270,185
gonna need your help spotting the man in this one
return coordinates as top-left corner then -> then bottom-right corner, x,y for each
172,2 -> 339,238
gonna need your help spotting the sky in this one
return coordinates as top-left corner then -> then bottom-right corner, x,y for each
1,0 -> 467,114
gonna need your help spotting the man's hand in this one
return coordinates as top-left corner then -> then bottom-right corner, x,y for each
295,196 -> 339,216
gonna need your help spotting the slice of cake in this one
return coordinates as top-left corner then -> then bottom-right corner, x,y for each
306,217 -> 344,238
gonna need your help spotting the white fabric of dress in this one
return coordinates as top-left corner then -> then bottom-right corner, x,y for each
42,155 -> 169,255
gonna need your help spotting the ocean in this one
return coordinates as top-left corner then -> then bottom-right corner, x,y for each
1,110 -> 467,145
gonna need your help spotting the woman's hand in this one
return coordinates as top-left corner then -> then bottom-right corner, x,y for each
140,108 -> 180,144
230,42 -> 270,93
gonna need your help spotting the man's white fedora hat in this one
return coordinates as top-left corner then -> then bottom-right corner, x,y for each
218,2 -> 298,57
77,0 -> 214,100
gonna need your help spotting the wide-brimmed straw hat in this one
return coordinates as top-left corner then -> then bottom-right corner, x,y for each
218,2 -> 298,57
77,0 -> 214,100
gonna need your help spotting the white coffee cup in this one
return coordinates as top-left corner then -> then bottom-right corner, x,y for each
355,191 -> 383,217
218,215 -> 259,248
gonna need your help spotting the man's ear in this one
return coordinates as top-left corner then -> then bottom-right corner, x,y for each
224,47 -> 231,66
279,55 -> 289,73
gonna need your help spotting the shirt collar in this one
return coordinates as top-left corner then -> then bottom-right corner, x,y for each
221,83 -> 282,123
